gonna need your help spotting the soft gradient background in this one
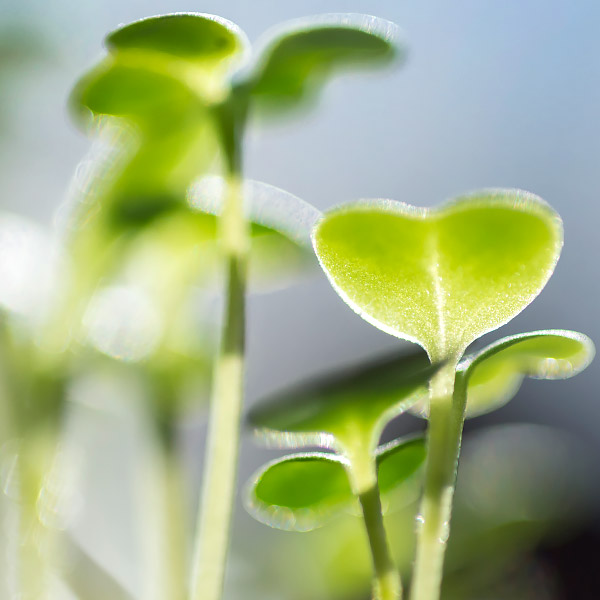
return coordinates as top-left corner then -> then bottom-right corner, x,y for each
1,1 -> 599,598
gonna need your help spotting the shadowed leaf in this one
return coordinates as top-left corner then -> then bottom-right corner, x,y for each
248,349 -> 435,454
313,191 -> 563,362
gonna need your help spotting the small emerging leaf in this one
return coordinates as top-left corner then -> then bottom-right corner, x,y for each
313,191 -> 563,362
246,436 -> 425,531
461,330 -> 595,417
248,350 -> 435,454
247,14 -> 401,111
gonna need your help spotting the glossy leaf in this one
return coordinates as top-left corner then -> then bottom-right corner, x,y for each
248,349 -> 435,454
246,436 -> 425,531
247,14 -> 401,111
313,191 -> 563,362
460,330 -> 595,418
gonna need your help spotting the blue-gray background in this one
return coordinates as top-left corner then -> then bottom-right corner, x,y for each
1,1 -> 599,597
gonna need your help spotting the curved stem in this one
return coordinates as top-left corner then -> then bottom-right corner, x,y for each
359,484 -> 402,600
141,441 -> 187,600
409,362 -> 466,600
190,169 -> 249,600
349,450 -> 401,600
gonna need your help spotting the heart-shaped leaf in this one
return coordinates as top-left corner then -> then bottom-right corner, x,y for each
459,330 -> 595,418
313,191 -> 563,362
245,436 -> 425,531
248,349 -> 435,455
246,14 -> 401,111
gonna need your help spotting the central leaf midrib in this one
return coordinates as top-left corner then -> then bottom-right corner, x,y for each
426,222 -> 446,358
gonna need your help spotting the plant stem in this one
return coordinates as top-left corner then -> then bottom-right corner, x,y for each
348,449 -> 401,600
190,165 -> 249,600
141,440 -> 187,600
359,484 -> 402,600
409,361 -> 466,600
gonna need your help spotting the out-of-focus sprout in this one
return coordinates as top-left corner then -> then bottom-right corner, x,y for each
68,12 -> 403,600
247,350 -> 437,599
311,190 -> 590,600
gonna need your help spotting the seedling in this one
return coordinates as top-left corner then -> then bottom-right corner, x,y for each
312,190 -> 594,600
69,12 -> 402,600
248,350 -> 435,599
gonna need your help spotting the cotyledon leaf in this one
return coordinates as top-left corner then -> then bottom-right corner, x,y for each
244,13 -> 402,111
106,13 -> 247,64
248,349 -> 437,454
245,436 -> 425,531
107,13 -> 248,104
71,13 -> 248,130
458,330 -> 595,418
312,191 -> 563,363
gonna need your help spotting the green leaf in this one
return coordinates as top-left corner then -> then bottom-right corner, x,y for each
70,59 -> 203,132
106,13 -> 247,64
245,436 -> 426,531
248,349 -> 436,455
313,190 -> 563,362
460,330 -> 595,418
246,452 -> 352,531
247,14 -> 401,111
188,176 -> 321,291
376,436 -> 426,495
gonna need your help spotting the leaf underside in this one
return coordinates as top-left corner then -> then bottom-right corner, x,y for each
246,436 -> 425,531
248,349 -> 435,453
461,330 -> 595,417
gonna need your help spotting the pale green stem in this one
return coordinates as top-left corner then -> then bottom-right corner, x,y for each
141,441 -> 187,600
410,361 -> 466,600
18,428 -> 62,600
349,451 -> 401,600
190,172 -> 249,600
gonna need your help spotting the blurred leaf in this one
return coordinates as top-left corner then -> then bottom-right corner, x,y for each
248,349 -> 435,454
188,176 -> 321,291
70,59 -> 203,133
313,191 -> 563,362
246,436 -> 425,531
106,13 -> 246,64
461,330 -> 595,418
247,14 -> 401,112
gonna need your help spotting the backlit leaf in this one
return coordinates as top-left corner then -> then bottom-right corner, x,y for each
460,330 -> 595,418
313,191 -> 563,362
247,14 -> 401,111
106,13 -> 246,64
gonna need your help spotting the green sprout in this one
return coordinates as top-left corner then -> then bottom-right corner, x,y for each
312,190 -> 594,600
68,12 -> 403,600
247,350 -> 435,599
